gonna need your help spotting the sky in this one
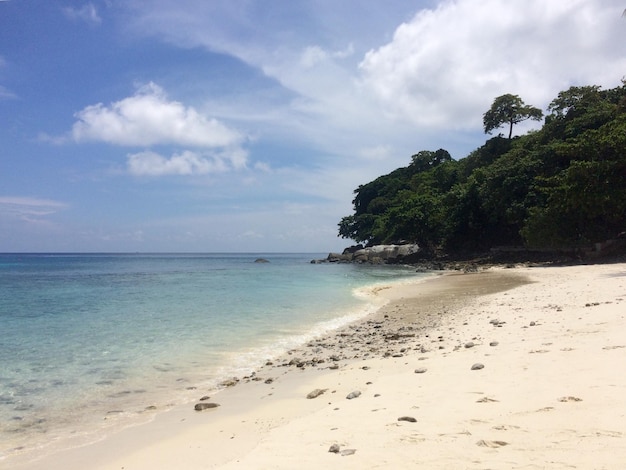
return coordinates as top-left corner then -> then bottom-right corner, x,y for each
1,0 -> 625,253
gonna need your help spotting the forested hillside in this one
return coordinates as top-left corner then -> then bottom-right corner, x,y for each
338,81 -> 626,255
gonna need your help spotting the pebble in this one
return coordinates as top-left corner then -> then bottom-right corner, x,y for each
340,449 -> 357,456
471,363 -> 485,370
489,341 -> 499,347
194,402 -> 220,411
328,444 -> 340,453
464,342 -> 475,348
414,367 -> 428,374
306,388 -> 327,399
398,416 -> 417,422
346,391 -> 361,400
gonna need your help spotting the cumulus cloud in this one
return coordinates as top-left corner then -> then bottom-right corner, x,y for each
359,0 -> 626,130
127,148 -> 248,176
63,3 -> 101,24
71,82 -> 244,148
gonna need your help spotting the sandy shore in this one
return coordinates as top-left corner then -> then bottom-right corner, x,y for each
9,263 -> 626,469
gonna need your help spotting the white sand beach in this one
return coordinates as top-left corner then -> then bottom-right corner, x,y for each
10,262 -> 626,470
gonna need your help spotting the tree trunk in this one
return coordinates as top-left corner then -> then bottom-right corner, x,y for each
508,120 -> 514,139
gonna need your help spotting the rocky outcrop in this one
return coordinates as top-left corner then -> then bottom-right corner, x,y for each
317,244 -> 421,264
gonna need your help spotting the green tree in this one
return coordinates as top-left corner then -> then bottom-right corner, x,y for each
483,94 -> 543,139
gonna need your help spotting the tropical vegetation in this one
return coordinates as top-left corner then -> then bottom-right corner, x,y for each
338,81 -> 626,254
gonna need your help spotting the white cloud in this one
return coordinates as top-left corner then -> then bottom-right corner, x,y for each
127,149 -> 247,176
359,0 -> 626,130
71,82 -> 244,148
0,84 -> 15,100
63,3 -> 101,25
0,196 -> 68,221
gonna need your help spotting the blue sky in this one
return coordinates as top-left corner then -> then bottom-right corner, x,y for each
1,0 -> 625,252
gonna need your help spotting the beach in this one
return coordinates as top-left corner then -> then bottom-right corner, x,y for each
9,262 -> 626,469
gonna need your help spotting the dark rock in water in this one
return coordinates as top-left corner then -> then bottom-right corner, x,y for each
328,444 -> 341,453
254,258 -> 270,263
346,390 -> 361,400
307,388 -> 327,399
471,363 -> 485,370
398,416 -> 417,423
194,402 -> 220,411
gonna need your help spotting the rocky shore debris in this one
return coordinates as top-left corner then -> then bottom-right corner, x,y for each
471,363 -> 485,370
476,439 -> 508,448
328,444 -> 340,453
414,367 -> 428,374
306,388 -> 327,399
220,377 -> 239,388
346,391 -> 361,400
194,402 -> 220,411
397,416 -> 417,423
328,443 -> 357,456
558,396 -> 582,402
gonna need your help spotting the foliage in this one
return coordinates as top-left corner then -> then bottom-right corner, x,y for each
483,94 -> 543,139
339,82 -> 626,253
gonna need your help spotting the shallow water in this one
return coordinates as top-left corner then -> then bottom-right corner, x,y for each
0,253 -> 423,459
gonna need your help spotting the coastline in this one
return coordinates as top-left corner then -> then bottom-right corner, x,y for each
9,263 -> 626,469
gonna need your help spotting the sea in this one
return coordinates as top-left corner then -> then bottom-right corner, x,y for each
0,253 -> 425,462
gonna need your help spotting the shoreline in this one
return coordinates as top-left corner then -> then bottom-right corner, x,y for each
9,263 -> 626,469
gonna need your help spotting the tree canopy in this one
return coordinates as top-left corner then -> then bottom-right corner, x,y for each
483,94 -> 543,138
339,81 -> 626,254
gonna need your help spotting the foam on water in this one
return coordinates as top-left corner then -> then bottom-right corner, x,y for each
0,253 -> 425,461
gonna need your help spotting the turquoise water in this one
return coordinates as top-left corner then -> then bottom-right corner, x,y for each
0,253 -> 423,460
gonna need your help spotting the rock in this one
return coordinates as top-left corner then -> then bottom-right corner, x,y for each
346,391 -> 361,400
398,416 -> 417,423
220,378 -> 239,387
307,388 -> 327,399
414,367 -> 428,374
264,378 -> 274,384
326,252 -> 353,263
464,342 -> 475,348
471,363 -> 485,370
340,449 -> 357,456
254,258 -> 270,263
199,395 -> 211,401
194,402 -> 220,411
325,244 -> 421,264
328,444 -> 341,453
529,321 -> 536,326
489,341 -> 499,347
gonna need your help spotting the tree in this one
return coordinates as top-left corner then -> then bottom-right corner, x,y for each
483,94 -> 543,139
